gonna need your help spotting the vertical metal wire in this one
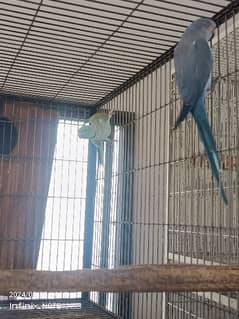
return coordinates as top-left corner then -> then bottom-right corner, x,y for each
232,7 -> 239,315
168,11 -> 239,319
1,3 -> 239,319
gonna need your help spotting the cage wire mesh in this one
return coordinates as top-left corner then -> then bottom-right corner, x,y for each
0,0 -> 239,319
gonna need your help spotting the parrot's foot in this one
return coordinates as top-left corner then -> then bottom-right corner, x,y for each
105,137 -> 113,143
211,75 -> 222,92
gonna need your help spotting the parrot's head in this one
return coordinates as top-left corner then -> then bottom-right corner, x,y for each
189,18 -> 216,41
78,124 -> 95,139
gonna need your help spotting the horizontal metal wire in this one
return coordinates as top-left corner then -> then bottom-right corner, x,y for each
0,1 -> 239,319
0,0 -> 232,104
97,0 -> 239,107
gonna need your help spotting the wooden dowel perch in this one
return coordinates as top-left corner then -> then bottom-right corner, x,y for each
1,264 -> 239,294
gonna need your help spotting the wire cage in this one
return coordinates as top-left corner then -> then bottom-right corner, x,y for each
0,0 -> 239,318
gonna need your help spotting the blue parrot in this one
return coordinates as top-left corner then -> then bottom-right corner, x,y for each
174,18 -> 228,205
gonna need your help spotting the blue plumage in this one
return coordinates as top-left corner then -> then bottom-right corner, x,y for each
174,18 -> 228,205
192,97 -> 228,205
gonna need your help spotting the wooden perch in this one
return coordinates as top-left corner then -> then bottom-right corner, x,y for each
1,264 -> 239,294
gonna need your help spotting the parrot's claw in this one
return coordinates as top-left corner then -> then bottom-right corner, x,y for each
211,75 -> 222,92
105,138 -> 113,143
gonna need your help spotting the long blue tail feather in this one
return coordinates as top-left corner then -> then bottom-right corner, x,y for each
191,98 -> 228,205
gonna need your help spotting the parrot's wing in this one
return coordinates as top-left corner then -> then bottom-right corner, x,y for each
174,38 -> 213,127
91,117 -> 112,140
175,38 -> 213,104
